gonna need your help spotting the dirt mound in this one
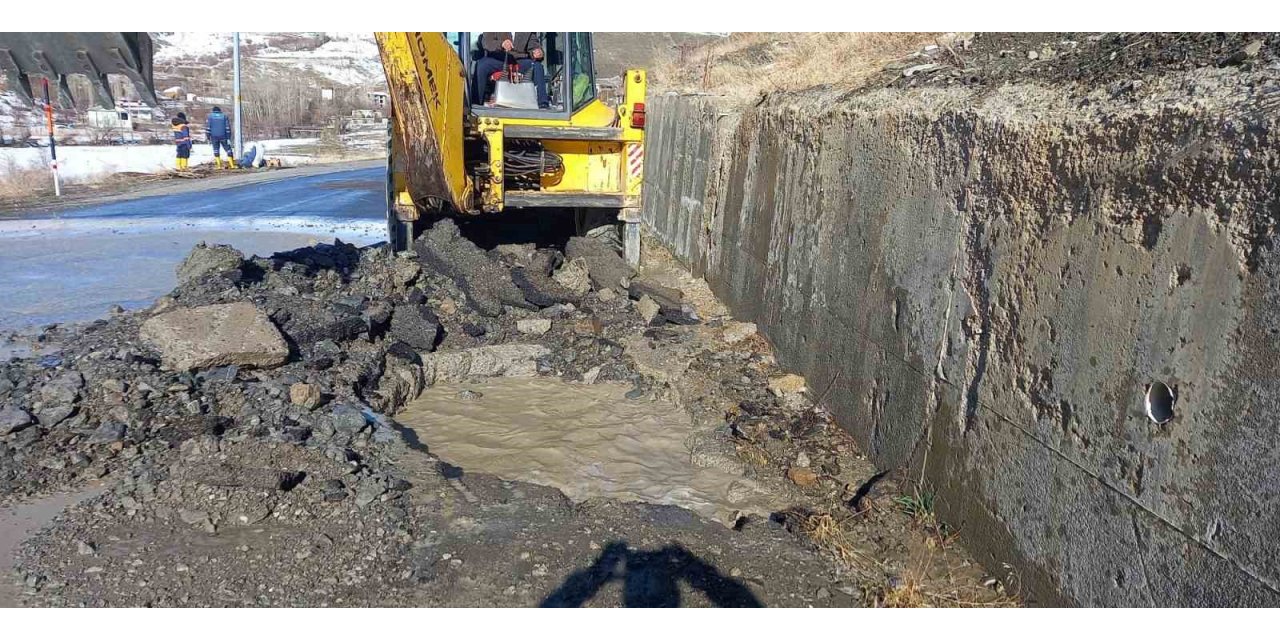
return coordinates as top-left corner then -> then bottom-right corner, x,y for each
2,226 -> 1011,607
881,32 -> 1280,91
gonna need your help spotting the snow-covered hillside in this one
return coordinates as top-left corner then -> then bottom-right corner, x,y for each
153,32 -> 383,87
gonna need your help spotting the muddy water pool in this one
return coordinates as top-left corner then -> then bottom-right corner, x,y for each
396,378 -> 782,525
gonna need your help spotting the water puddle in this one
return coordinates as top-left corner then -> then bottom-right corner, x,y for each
396,378 -> 782,525
0,486 -> 104,606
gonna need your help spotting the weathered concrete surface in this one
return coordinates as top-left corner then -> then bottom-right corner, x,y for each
641,75 -> 1280,606
140,302 -> 290,371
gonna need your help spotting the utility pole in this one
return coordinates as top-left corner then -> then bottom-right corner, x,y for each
233,32 -> 243,161
41,78 -> 61,197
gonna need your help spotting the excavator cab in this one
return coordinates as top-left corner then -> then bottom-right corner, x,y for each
376,32 -> 646,265
451,32 -> 595,117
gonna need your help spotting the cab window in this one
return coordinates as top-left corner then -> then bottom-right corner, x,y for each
569,32 -> 595,111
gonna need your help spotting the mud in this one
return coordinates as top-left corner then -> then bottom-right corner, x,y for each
1,214 -> 1008,607
398,378 -> 783,525
0,486 -> 102,606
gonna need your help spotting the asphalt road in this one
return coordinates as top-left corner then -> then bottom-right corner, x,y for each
0,163 -> 387,331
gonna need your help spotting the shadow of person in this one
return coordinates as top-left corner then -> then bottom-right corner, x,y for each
540,541 -> 763,608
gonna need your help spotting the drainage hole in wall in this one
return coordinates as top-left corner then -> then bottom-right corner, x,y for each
1145,382 -> 1175,424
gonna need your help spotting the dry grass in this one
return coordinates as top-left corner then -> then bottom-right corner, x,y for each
0,155 -> 52,201
866,545 -> 1020,608
789,500 -> 1019,608
734,441 -> 770,467
797,512 -> 872,569
653,32 -> 940,102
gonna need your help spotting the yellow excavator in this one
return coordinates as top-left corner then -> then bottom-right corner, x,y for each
376,32 -> 647,264
0,32 -> 647,264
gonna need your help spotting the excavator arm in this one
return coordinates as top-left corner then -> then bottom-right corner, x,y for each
375,32 -> 473,216
0,33 -> 155,109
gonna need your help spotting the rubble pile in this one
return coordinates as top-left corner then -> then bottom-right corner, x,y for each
1,221 -> 1007,607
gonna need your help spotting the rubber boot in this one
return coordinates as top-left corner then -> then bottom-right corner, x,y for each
227,155 -> 236,170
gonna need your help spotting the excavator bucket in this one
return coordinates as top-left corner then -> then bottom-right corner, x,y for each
0,32 -> 155,109
375,32 -> 473,213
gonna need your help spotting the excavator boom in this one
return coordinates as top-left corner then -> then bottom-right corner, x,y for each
0,32 -> 155,109
375,32 -> 473,214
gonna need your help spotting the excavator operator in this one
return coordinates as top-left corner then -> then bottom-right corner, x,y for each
472,32 -> 550,109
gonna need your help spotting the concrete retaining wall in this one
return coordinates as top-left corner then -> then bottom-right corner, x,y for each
641,84 -> 1280,606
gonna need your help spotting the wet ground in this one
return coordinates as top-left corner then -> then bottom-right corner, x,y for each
0,164 -> 385,331
0,165 -> 1013,607
0,486 -> 103,606
398,378 -> 785,525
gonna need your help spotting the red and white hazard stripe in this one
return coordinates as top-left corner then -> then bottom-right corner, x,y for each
627,143 -> 644,178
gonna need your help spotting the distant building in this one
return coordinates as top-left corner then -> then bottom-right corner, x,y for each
368,91 -> 388,109
321,88 -> 335,101
86,108 -> 132,131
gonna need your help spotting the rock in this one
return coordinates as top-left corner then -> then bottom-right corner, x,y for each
628,278 -> 683,307
596,288 -> 618,302
1220,39 -> 1266,66
76,541 -> 97,556
512,268 -> 582,308
389,305 -> 443,351
272,300 -> 367,349
108,304 -> 126,315
420,344 -> 551,385
355,479 -> 386,508
322,479 -> 347,502
456,389 -> 484,401
141,302 -> 289,371
176,243 -> 245,285
635,296 -> 661,324
36,405 -> 75,427
628,280 -> 700,325
290,383 -> 324,410
768,374 -> 807,397
513,249 -> 583,308
40,372 -> 83,404
787,467 -> 819,487
516,318 -> 552,336
795,451 -> 811,468
10,427 -> 42,449
566,237 -> 633,292
393,258 -> 421,287
0,405 -> 33,435
551,257 -> 592,296
363,302 -> 393,338
87,422 -> 126,445
414,219 -> 532,316
177,509 -> 210,526
721,322 -> 757,344
494,243 -> 537,264
331,404 -> 368,434
573,317 -> 603,336
1027,50 -> 1039,60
